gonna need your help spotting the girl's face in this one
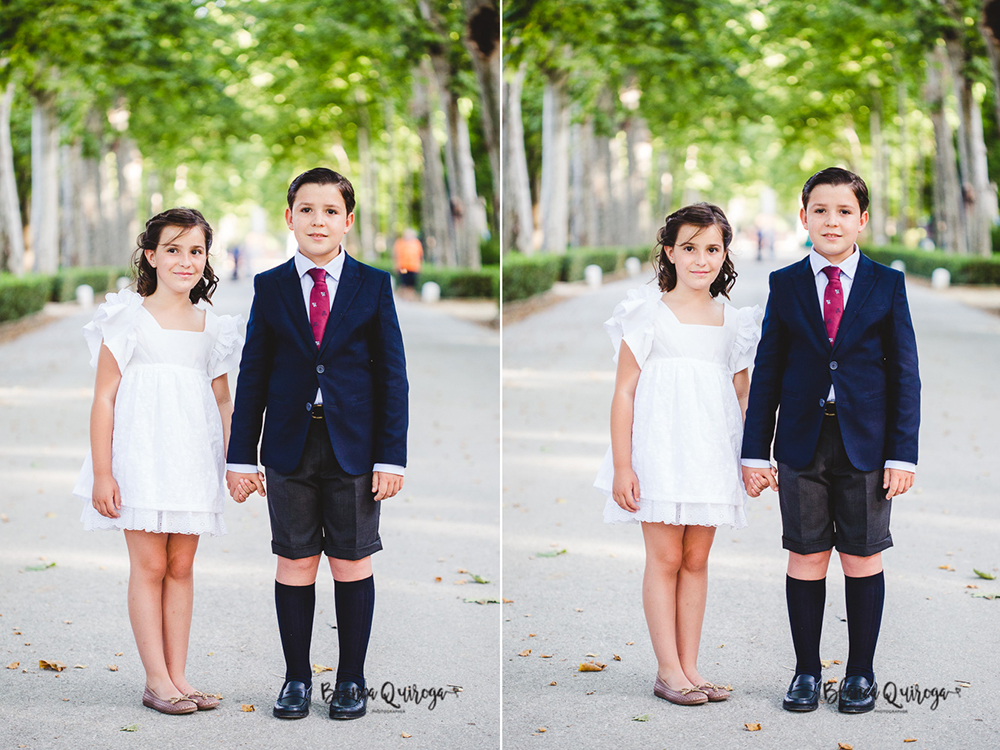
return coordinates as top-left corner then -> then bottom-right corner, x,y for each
144,226 -> 208,296
665,224 -> 726,293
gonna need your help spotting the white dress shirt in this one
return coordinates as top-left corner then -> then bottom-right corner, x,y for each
227,248 -> 404,477
742,246 -> 915,472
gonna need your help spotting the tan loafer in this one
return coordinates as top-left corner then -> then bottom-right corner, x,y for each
142,686 -> 197,715
696,682 -> 731,702
184,690 -> 221,710
653,675 -> 708,705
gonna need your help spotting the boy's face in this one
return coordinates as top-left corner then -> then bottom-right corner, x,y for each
800,183 -> 868,264
285,182 -> 355,266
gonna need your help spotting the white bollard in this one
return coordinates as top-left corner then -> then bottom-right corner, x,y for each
76,284 -> 95,308
625,256 -> 642,276
116,276 -> 131,291
421,281 -> 441,303
931,267 -> 951,289
890,260 -> 906,273
584,264 -> 603,289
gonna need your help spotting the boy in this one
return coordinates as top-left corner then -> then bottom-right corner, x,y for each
226,168 -> 408,721
741,167 -> 920,714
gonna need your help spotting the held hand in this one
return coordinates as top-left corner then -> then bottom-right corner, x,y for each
372,471 -> 403,501
92,475 -> 122,519
611,468 -> 641,512
742,465 -> 779,497
226,470 -> 265,502
883,468 -> 914,499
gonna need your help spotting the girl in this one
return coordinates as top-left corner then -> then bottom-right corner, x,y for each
593,203 -> 760,706
73,208 -> 244,715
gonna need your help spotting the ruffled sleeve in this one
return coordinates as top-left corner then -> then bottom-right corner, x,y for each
604,284 -> 660,368
730,305 -> 763,373
82,289 -> 144,371
208,313 -> 245,379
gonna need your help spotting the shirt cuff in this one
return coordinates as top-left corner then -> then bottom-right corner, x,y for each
883,460 -> 916,472
226,463 -> 260,474
373,463 -> 404,476
740,459 -> 772,469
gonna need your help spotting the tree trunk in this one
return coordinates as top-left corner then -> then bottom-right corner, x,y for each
412,62 -> 454,266
926,48 -> 966,254
967,93 -> 995,256
895,70 -> 910,235
592,128 -> 613,246
455,103 -> 483,267
0,82 -> 26,274
357,118 -> 376,261
462,0 -> 500,228
30,90 -> 60,273
982,0 -> 1000,135
383,98 -> 398,251
502,62 -> 533,254
869,97 -> 888,246
114,134 -> 141,265
581,118 -> 598,248
625,115 -> 652,247
59,140 -> 79,267
568,117 -> 584,248
540,67 -> 569,253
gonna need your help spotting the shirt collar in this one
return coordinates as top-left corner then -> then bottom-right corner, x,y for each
809,244 -> 860,280
294,246 -> 346,282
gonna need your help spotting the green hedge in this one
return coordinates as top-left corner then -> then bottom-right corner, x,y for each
862,245 -> 1000,285
0,274 -> 53,323
52,266 -> 131,302
561,246 -> 647,282
502,253 -> 563,302
419,264 -> 499,299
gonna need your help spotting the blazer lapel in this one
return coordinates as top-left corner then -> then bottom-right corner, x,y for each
831,252 -> 876,353
791,257 -> 830,348
318,252 -> 362,356
275,259 -> 316,349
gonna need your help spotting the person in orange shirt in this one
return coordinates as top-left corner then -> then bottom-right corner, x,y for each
392,228 -> 423,291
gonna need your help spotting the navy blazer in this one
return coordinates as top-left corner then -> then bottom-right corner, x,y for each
229,253 -> 408,476
741,253 -> 919,472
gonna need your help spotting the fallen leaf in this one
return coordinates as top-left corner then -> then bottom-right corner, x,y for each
528,633 -> 536,637
586,690 -> 595,695
632,713 -> 650,722
115,652 -> 123,656
401,732 -> 412,738
453,579 -> 468,585
464,597 -> 500,604
966,584 -> 980,589
312,664 -> 333,674
518,649 -> 531,657
537,728 -> 546,733
38,660 -> 66,672
974,568 -> 997,580
241,704 -> 255,712
457,568 -> 468,574
744,723 -> 761,731
903,740 -> 917,744
585,652 -> 598,657
549,681 -> 557,686
626,641 -> 634,646
470,573 -> 489,584
73,664 -> 86,669
502,598 -> 514,603
1,513 -> 8,521
108,664 -> 119,671
578,661 -> 606,672
956,681 -> 971,688
575,608 -> 583,612
24,562 -> 55,572
63,620 -> 72,625
45,512 -> 56,518
970,592 -> 999,600
61,698 -> 69,701
120,724 -> 139,732
613,654 -> 621,661
535,549 -> 567,557
12,630 -> 21,635
434,577 -> 442,582
540,654 -> 553,658
826,678 -> 838,684
6,662 -> 18,669
838,744 -> 853,750
938,565 -> 955,571
555,497 -> 567,504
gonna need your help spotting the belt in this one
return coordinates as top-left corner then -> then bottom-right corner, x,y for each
824,402 -> 837,417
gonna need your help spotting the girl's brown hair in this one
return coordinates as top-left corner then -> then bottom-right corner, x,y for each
652,202 -> 737,299
132,207 -> 218,304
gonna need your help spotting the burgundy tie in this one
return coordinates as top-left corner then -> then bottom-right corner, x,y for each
822,265 -> 843,346
307,267 -> 330,349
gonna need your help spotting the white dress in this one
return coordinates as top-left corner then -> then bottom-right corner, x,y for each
594,284 -> 761,528
73,289 -> 244,536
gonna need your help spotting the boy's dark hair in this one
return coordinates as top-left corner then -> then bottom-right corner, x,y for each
287,167 -> 356,214
132,207 -> 218,304
801,167 -> 870,213
653,202 -> 737,299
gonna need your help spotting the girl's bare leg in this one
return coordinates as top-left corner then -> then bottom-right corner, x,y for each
161,533 -> 200,695
674,525 -> 716,686
641,522 -> 695,689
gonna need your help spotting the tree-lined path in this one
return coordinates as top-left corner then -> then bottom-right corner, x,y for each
502,254 -> 1000,748
0,265 -> 500,749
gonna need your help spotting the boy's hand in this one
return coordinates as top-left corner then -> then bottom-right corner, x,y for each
742,465 -> 779,497
92,475 -> 122,519
612,468 -> 641,512
883,468 -> 914,499
227,470 -> 265,502
372,471 -> 403,501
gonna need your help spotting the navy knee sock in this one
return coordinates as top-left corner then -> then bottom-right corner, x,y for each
844,571 -> 884,683
786,575 -> 826,679
275,581 -> 316,683
334,575 -> 375,686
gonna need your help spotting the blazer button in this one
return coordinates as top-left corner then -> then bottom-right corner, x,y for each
316,364 -> 325,374
819,398 -> 825,407
305,402 -> 313,411
829,361 -> 838,370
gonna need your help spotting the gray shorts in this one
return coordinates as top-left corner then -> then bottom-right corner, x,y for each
265,417 -> 382,561
777,415 -> 892,557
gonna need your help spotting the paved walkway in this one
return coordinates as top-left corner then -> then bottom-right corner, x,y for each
502,251 -> 1000,749
0,258 -> 500,749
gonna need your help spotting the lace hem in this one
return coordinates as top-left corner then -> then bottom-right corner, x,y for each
80,504 -> 226,536
602,496 -> 747,529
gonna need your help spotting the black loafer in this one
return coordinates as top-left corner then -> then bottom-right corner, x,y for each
839,675 -> 877,714
782,673 -> 820,712
273,679 -> 312,719
329,680 -> 367,720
